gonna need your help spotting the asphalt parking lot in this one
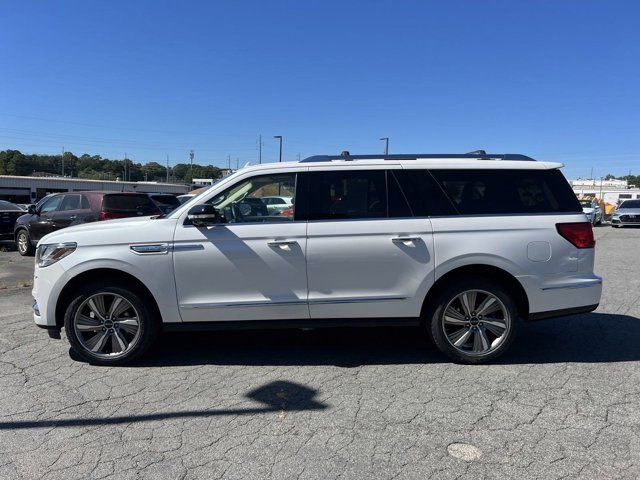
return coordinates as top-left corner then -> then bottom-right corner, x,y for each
0,227 -> 639,479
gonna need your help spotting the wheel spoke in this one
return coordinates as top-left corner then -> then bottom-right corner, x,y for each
109,297 -> 130,319
449,328 -> 472,347
472,329 -> 489,353
476,296 -> 500,316
87,297 -> 107,321
110,329 -> 127,353
117,318 -> 139,335
483,318 -> 507,336
86,331 -> 109,353
76,314 -> 102,332
444,307 -> 467,325
459,291 -> 476,316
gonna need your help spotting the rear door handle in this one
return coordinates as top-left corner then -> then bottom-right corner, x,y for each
392,236 -> 421,244
268,240 -> 298,248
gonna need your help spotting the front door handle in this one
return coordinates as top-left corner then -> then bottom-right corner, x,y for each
69,215 -> 77,221
268,240 -> 297,248
392,236 -> 421,244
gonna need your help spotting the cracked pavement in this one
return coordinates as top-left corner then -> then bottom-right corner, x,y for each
0,227 -> 639,479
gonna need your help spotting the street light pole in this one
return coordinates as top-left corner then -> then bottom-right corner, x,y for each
274,136 -> 283,162
380,137 -> 389,155
189,149 -> 194,183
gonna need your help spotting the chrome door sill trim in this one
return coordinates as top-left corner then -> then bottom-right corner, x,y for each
308,296 -> 407,305
180,299 -> 308,309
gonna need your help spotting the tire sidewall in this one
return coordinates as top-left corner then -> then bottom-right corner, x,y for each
425,279 -> 519,364
64,284 -> 157,366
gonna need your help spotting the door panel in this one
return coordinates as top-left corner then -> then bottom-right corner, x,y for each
29,195 -> 62,241
306,218 -> 434,318
172,171 -> 308,322
173,222 -> 308,321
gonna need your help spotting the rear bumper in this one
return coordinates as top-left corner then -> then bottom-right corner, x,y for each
518,273 -> 602,318
528,303 -> 598,321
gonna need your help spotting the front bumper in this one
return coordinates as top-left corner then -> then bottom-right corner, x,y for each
31,262 -> 67,328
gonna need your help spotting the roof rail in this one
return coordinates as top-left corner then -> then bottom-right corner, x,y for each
300,152 -> 536,163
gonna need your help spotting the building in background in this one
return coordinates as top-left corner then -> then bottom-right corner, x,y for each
571,178 -> 640,207
0,175 -> 189,203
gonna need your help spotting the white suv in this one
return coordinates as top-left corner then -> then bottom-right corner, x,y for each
32,152 -> 602,365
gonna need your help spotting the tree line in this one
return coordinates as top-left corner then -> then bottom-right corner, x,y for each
0,150 -> 222,184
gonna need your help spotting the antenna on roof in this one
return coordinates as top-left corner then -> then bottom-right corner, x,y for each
341,151 -> 353,161
466,150 -> 487,155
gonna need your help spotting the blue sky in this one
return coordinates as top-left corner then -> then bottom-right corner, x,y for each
1,0 -> 639,178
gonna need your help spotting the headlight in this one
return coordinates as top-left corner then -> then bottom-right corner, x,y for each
36,243 -> 77,268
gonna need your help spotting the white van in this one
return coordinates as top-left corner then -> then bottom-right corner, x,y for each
32,152 -> 602,365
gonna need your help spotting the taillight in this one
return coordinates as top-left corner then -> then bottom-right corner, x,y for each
556,222 -> 595,248
99,211 -> 127,221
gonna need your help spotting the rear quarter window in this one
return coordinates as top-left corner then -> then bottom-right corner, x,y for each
430,169 -> 581,215
102,194 -> 158,214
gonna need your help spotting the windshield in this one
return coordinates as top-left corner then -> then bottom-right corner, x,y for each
619,200 -> 640,209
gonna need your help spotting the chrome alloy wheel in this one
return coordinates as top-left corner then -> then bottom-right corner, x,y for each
441,289 -> 511,357
17,231 -> 28,254
73,293 -> 141,358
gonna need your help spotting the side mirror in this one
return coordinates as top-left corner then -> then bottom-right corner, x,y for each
28,205 -> 37,215
187,204 -> 224,227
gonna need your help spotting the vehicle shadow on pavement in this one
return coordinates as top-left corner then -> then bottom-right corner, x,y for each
136,312 -> 640,367
0,380 -> 326,430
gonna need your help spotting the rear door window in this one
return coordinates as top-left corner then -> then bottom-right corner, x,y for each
392,170 -> 457,216
430,169 -> 581,215
59,194 -> 81,211
305,170 -> 387,220
102,194 -> 159,215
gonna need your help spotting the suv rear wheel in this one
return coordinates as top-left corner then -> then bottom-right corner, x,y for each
64,282 -> 159,366
425,279 -> 519,364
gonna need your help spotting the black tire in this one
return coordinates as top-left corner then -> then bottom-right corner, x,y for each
16,229 -> 35,256
64,282 -> 159,366
424,279 -> 520,364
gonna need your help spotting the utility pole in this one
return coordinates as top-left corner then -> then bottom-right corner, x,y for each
258,134 -> 263,164
61,147 -> 65,176
227,154 -> 231,170
380,137 -> 389,155
236,158 -> 239,169
274,135 -> 283,162
189,150 -> 194,183
124,152 -> 128,181
166,155 -> 170,183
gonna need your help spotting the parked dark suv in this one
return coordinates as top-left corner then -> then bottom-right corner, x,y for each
0,200 -> 25,241
14,191 -> 161,256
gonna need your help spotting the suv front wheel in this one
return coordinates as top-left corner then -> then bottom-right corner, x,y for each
64,283 -> 159,366
16,229 -> 35,256
425,279 -> 519,364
